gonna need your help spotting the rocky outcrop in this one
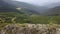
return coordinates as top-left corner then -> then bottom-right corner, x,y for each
0,24 -> 60,34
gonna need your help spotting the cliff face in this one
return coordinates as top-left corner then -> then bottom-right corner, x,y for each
0,24 -> 60,34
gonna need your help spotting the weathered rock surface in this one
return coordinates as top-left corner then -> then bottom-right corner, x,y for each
0,24 -> 60,34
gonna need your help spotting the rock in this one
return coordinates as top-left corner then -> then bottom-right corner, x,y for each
0,24 -> 59,34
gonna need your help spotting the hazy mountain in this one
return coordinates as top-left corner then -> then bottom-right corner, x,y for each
4,0 -> 48,13
1,0 -> 60,15
0,0 -> 40,15
0,0 -> 18,12
45,2 -> 60,8
40,2 -> 60,15
43,6 -> 60,16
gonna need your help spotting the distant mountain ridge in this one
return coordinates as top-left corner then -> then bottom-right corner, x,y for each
0,0 -> 60,16
45,2 -> 60,8
4,0 -> 48,13
0,0 -> 40,15
43,6 -> 60,16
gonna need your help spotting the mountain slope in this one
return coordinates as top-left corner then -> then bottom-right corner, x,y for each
0,0 -> 40,15
4,0 -> 48,13
44,6 -> 60,16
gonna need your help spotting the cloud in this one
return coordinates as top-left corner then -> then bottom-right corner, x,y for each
14,0 -> 60,6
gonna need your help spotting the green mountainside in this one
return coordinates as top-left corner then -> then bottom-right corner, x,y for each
0,0 -> 60,24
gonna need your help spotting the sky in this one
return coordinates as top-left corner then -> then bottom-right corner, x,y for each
14,0 -> 60,6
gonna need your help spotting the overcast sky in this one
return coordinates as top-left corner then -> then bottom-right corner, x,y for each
14,0 -> 60,6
